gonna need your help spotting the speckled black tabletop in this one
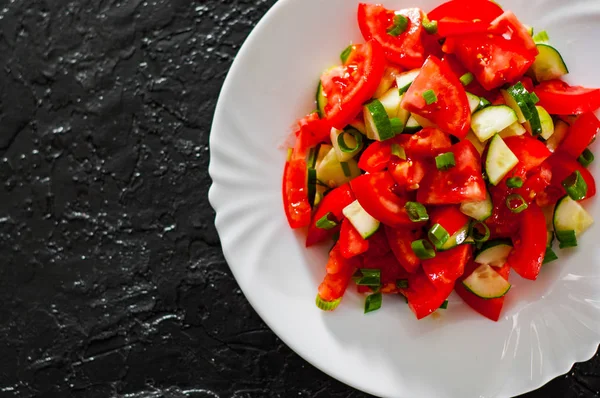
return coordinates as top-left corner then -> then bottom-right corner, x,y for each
0,0 -> 598,397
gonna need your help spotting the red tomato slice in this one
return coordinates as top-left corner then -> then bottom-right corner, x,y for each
485,185 -> 521,238
365,228 -> 392,258
384,226 -> 420,273
444,34 -> 535,91
488,11 -> 538,56
398,270 -> 454,319
398,128 -> 452,157
358,140 -> 393,172
319,243 -> 359,301
320,40 -> 386,129
339,219 -> 370,259
515,162 -> 553,204
358,4 -> 426,69
306,184 -> 355,247
546,154 -> 596,201
534,80 -> 600,115
401,55 -> 471,138
417,140 -> 487,204
520,76 -> 534,93
429,205 -> 470,236
363,251 -> 410,285
557,112 -> 600,159
351,172 -> 416,227
283,153 -> 311,229
295,113 -> 332,151
422,244 -> 472,289
503,135 -> 552,172
428,0 -> 503,23
441,54 -> 491,99
507,203 -> 547,280
388,157 -> 426,191
437,17 -> 490,37
455,260 -> 510,321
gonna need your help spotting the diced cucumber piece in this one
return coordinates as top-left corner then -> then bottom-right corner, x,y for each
397,94 -> 411,125
553,196 -> 594,237
536,106 -> 554,140
485,134 -> 519,186
460,189 -> 493,221
404,115 -> 422,134
396,69 -> 421,94
315,144 -> 333,169
465,130 -> 487,155
462,264 -> 511,299
313,184 -> 328,207
411,114 -> 435,128
349,119 -> 367,135
378,88 -> 403,119
364,99 -> 394,141
546,119 -> 569,152
501,89 -> 526,123
471,105 -> 518,142
316,147 -> 361,187
316,81 -> 327,118
498,122 -> 526,139
474,239 -> 513,267
374,66 -> 400,99
531,44 -> 569,82
343,200 -> 381,239
467,92 -> 481,113
506,83 -> 542,135
439,225 -> 469,251
330,128 -> 363,162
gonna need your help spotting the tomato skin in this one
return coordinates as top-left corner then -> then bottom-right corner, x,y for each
363,251 -> 410,285
365,228 -> 392,258
388,157 -> 426,191
321,40 -> 386,129
358,4 -> 425,69
283,149 -> 311,229
306,184 -> 355,247
398,270 -> 454,320
546,154 -> 596,201
428,0 -> 503,23
422,244 -> 472,289
507,203 -> 547,280
398,128 -> 452,158
485,185 -> 521,238
339,219 -> 370,259
384,226 -> 420,273
534,80 -> 600,115
489,11 -> 538,56
401,55 -> 471,138
557,112 -> 600,159
455,260 -> 510,321
351,172 -> 416,227
429,205 -> 470,237
296,113 -> 332,151
503,135 -> 552,172
437,18 -> 490,37
417,140 -> 487,204
319,243 -> 359,301
358,140 -> 393,172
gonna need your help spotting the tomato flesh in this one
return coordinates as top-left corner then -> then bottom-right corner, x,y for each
363,251 -> 410,285
557,112 -> 600,159
399,270 -> 454,320
319,243 -> 359,301
422,244 -> 472,289
429,205 -> 470,236
534,80 -> 600,115
306,184 -> 355,247
428,0 -> 503,23
339,219 -> 370,259
546,154 -> 596,201
488,11 -> 538,56
398,128 -> 452,158
358,140 -> 393,172
384,226 -> 420,273
437,18 -> 490,37
507,203 -> 547,280
503,135 -> 552,172
388,157 -> 426,191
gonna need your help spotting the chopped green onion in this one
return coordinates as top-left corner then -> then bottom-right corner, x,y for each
506,177 -> 524,188
396,279 -> 408,289
391,143 -> 407,160
306,146 -> 318,169
428,223 -> 450,249
308,168 -> 317,207
364,292 -> 383,313
471,221 -> 490,243
411,239 -> 436,260
530,92 -> 540,104
459,72 -> 474,86
389,117 -> 404,134
478,96 -> 491,109
337,129 -> 363,153
562,170 -> 588,201
340,45 -> 353,64
340,161 -> 351,177
316,294 -> 341,311
316,212 -> 337,230
435,152 -> 456,170
543,247 -> 558,264
505,194 -> 528,213
405,201 -> 429,222
422,17 -> 438,34
439,300 -> 449,310
578,148 -> 595,167
423,89 -> 438,105
532,30 -> 550,43
556,229 -> 577,249
387,14 -> 408,37
353,269 -> 381,287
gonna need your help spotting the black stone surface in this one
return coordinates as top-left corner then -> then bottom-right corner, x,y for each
0,0 -> 598,397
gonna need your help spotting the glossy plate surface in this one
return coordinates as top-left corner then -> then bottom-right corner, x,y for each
209,1 -> 600,396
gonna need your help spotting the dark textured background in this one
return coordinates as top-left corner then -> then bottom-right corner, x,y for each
0,0 -> 598,397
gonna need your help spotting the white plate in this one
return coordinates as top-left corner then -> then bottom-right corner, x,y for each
208,1 -> 600,397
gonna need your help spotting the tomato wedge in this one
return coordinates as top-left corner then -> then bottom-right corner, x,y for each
401,55 -> 471,138
455,261 -> 510,321
437,17 -> 490,37
351,172 -> 416,227
358,139 -> 393,172
398,270 -> 454,319
546,154 -> 596,201
363,251 -> 410,285
339,219 -> 370,259
485,185 -> 521,238
422,244 -> 471,289
534,80 -> 600,115
417,140 -> 487,204
507,203 -> 547,280
365,228 -> 392,258
428,0 -> 503,23
388,157 -> 426,191
503,135 -> 552,172
384,226 -> 420,273
319,243 -> 359,301
306,184 -> 355,247
283,137 -> 311,229
429,205 -> 470,237
398,128 -> 452,157
557,112 -> 600,159
320,40 -> 386,129
488,11 -> 538,56
358,4 -> 425,69
295,112 -> 333,151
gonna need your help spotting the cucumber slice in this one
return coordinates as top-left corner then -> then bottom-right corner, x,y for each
330,128 -> 363,162
465,130 -> 487,155
316,147 -> 361,187
462,264 -> 511,299
501,89 -> 526,123
553,196 -> 594,237
460,189 -> 493,221
364,99 -> 394,141
316,81 -> 327,118
404,115 -> 422,134
315,144 -> 333,169
396,69 -> 421,94
374,66 -> 400,99
485,134 -> 519,186
474,240 -> 513,267
471,105 -> 518,142
467,92 -> 481,113
411,114 -> 435,128
343,200 -> 381,239
546,119 -> 569,152
537,106 -> 554,140
378,88 -> 403,119
498,121 -> 526,139
439,225 -> 469,251
397,94 -> 411,125
531,44 -> 569,82
506,83 -> 542,135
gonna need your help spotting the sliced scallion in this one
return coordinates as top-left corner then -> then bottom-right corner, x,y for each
435,152 -> 456,170
389,117 -> 404,134
423,89 -> 438,105
340,45 -> 354,64
578,148 -> 595,167
556,229 -> 577,249
364,292 -> 382,313
337,129 -> 363,153
316,212 -> 337,230
340,161 -> 351,177
315,294 -> 341,311
543,247 -> 558,264
405,201 -> 429,222
387,14 -> 409,37
353,269 -> 381,287
471,221 -> 490,243
411,239 -> 436,260
439,300 -> 449,310
562,170 -> 588,201
422,17 -> 438,34
505,194 -> 528,213
506,177 -> 524,188
428,223 -> 450,249
532,30 -> 550,44
459,72 -> 474,86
